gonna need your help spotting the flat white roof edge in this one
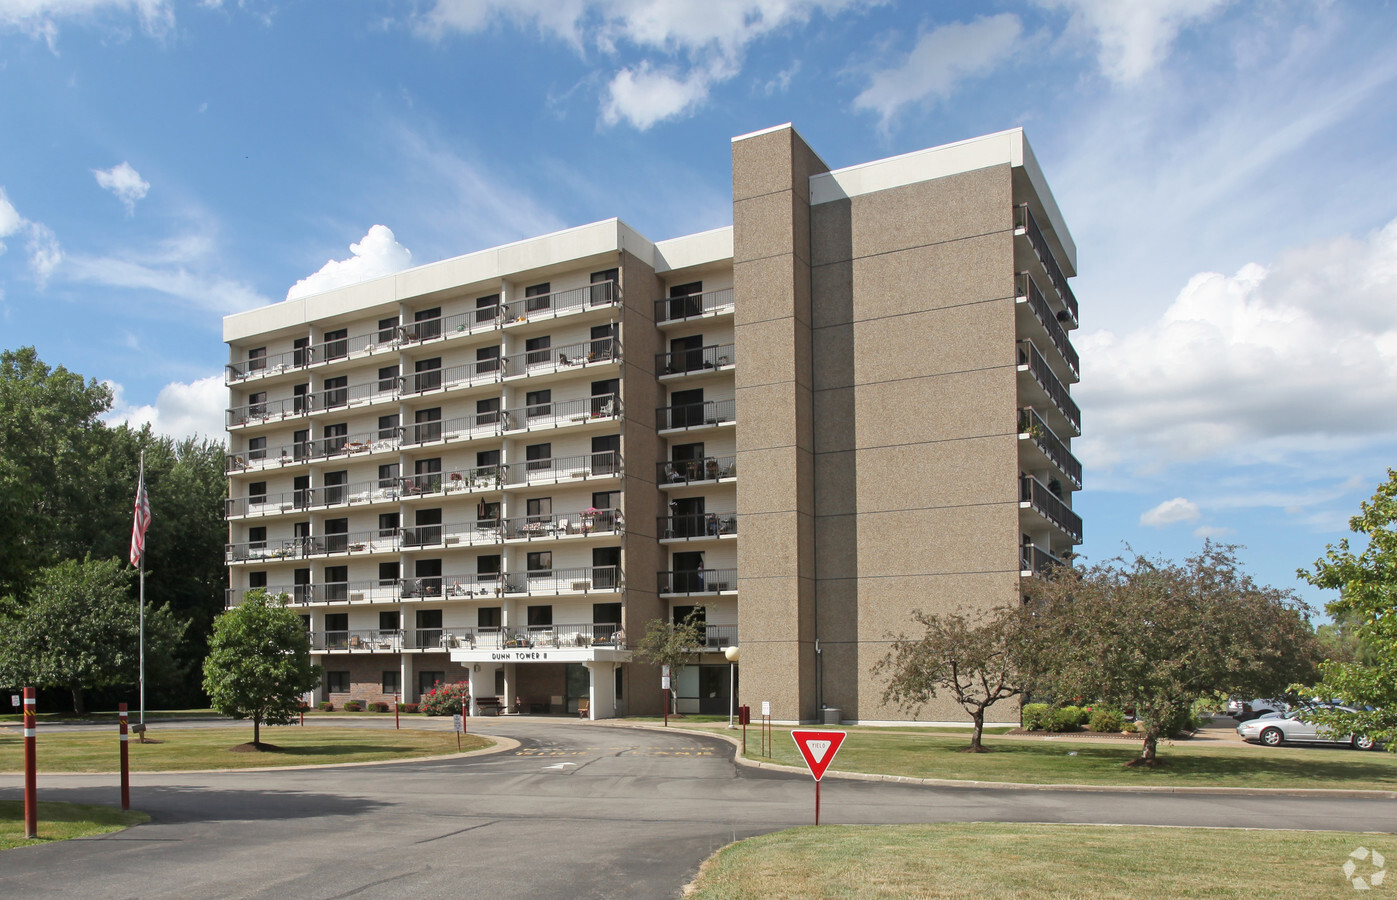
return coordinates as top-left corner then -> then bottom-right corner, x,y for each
731,122 -> 794,142
652,226 -> 734,272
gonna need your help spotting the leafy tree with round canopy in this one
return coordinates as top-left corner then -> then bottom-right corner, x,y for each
202,590 -> 322,748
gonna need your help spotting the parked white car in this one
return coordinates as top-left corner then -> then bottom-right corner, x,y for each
1236,704 -> 1377,750
1226,697 -> 1289,721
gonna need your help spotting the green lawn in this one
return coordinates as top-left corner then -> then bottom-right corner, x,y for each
1,800 -> 149,850
712,725 -> 1397,790
688,823 -> 1385,899
0,726 -> 490,772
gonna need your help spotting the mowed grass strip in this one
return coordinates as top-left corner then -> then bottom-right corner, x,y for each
1,800 -> 149,850
0,727 -> 490,772
688,823 -> 1381,899
732,727 -> 1397,790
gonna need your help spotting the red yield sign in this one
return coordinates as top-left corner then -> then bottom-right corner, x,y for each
791,729 -> 846,781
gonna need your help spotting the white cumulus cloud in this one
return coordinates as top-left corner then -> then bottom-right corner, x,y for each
1034,0 -> 1231,84
1140,497 -> 1201,527
94,161 -> 151,214
854,14 -> 1023,129
0,186 -> 64,286
602,62 -> 716,130
286,225 -> 413,302
1075,216 -> 1397,473
0,0 -> 175,47
104,374 -> 226,442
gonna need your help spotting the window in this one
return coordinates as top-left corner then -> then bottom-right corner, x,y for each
378,317 -> 399,344
325,518 -> 349,554
324,565 -> 348,600
525,335 -> 551,367
293,336 -> 310,367
527,604 -> 553,626
477,501 -> 500,527
378,464 -> 399,490
413,358 -> 442,393
526,497 -> 552,526
247,436 -> 267,460
590,324 -> 617,360
249,481 -> 267,504
293,474 -> 310,508
378,414 -> 399,440
414,408 -> 442,444
476,294 -> 500,323
593,547 -> 620,588
378,365 -> 399,393
293,382 -> 309,414
478,606 -> 501,628
414,508 -> 443,546
248,571 -> 267,589
323,375 -> 348,409
670,388 -> 704,428
378,561 -> 400,586
294,568 -> 311,603
527,551 -> 552,575
525,282 -> 551,312
668,281 -> 703,320
323,422 -> 348,454
477,554 -> 501,576
418,670 -> 444,697
247,526 -> 267,551
326,671 -> 350,694
477,396 -> 500,426
325,612 -> 348,632
476,449 -> 500,481
413,307 -> 441,341
322,470 -> 347,505
382,670 -> 400,695
525,389 -> 551,419
592,378 -> 619,416
526,442 -> 551,472
323,328 -> 348,360
248,346 -> 266,371
590,268 -> 618,305
592,435 -> 619,475
591,490 -> 618,511
416,609 -> 443,649
476,344 -> 500,373
247,391 -> 267,419
293,429 -> 310,461
379,610 -> 398,632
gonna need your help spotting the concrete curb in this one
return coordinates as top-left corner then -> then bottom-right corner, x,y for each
638,723 -> 1397,800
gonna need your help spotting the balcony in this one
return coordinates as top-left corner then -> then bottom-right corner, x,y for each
659,511 -> 737,540
403,358 -> 501,395
226,346 -> 308,384
227,429 -> 403,474
500,508 -> 622,541
1020,474 -> 1082,543
1018,407 -> 1083,490
1016,273 -> 1079,379
498,565 -> 624,596
227,523 -> 403,562
400,573 -> 507,599
658,568 -> 737,595
398,465 -> 502,499
656,343 -> 735,378
653,288 -> 735,325
1020,544 -> 1064,576
399,519 -> 503,550
658,454 -> 737,486
501,451 -> 621,488
226,581 -> 398,608
1014,203 -> 1078,327
448,623 -> 627,651
502,337 -> 619,379
502,394 -> 622,432
227,378 -> 398,428
226,479 -> 401,518
311,629 -> 403,652
656,399 -> 736,432
399,306 -> 506,345
1016,341 -> 1079,436
403,412 -> 503,447
499,280 -> 620,326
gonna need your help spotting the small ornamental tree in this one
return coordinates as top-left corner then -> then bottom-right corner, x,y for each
420,681 -> 470,716
876,605 -> 1027,752
1297,469 -> 1397,747
632,607 -> 707,714
1023,543 -> 1321,766
202,590 -> 321,748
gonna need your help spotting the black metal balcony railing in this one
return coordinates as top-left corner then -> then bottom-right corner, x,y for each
227,429 -> 403,473
226,580 -> 398,608
1020,474 -> 1083,542
1020,544 -> 1064,575
403,412 -> 503,447
399,464 -> 502,497
656,343 -> 735,376
499,280 -> 619,325
502,451 -> 621,487
403,358 -> 501,394
227,346 -> 307,383
659,511 -> 737,539
657,454 -> 737,485
311,629 -> 403,652
399,573 -> 505,599
653,288 -> 735,324
502,338 -> 619,378
502,394 -> 622,432
656,399 -> 736,431
500,508 -> 622,540
226,478 -> 402,518
398,520 -> 502,550
498,565 -> 624,595
1017,273 -> 1079,378
1015,203 -> 1078,326
1018,408 -> 1083,489
1016,341 -> 1080,435
309,379 -> 398,413
658,568 -> 738,594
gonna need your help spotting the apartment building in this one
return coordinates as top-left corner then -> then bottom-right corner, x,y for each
222,124 -> 1081,724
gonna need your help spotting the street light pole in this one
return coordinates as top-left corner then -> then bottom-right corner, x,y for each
724,645 -> 740,729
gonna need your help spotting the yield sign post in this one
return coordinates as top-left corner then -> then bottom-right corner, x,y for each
791,729 -> 847,825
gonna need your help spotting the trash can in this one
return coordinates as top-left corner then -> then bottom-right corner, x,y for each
821,708 -> 841,725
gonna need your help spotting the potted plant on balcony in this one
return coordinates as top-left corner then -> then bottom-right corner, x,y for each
705,459 -> 720,480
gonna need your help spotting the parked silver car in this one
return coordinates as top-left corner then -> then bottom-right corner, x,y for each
1236,704 -> 1377,750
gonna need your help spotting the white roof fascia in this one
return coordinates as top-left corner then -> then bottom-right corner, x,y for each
652,226 -> 734,273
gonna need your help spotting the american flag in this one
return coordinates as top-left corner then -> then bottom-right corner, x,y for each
130,462 -> 151,567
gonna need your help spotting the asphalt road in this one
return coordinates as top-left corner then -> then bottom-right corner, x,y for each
3,718 -> 1397,899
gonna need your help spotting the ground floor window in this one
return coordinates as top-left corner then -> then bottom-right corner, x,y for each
382,670 -> 400,694
326,671 -> 350,694
674,663 -> 732,715
418,670 -> 444,698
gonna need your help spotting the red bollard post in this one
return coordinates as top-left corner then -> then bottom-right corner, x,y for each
23,686 -> 37,839
119,702 -> 130,811
394,692 -> 400,730
462,698 -> 468,734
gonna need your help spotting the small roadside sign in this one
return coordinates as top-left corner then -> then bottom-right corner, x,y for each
10,695 -> 17,707
452,713 -> 463,733
791,729 -> 847,781
761,700 -> 770,717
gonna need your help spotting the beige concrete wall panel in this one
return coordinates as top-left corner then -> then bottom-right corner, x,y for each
790,132 -> 830,201
734,318 -> 801,389
812,368 -> 1017,453
732,129 -> 796,203
810,259 -> 854,329
737,510 -> 816,580
810,323 -> 855,391
811,504 -> 1019,580
733,255 -> 810,327
737,574 -> 815,641
842,301 -> 1014,386
837,571 -> 1023,639
735,381 -> 801,451
813,448 -> 858,518
843,234 -> 1014,324
818,640 -> 861,717
810,199 -> 853,268
733,192 -> 797,266
848,165 -> 1013,259
740,641 -> 811,722
735,445 -> 815,514
814,574 -> 859,642
846,438 -> 1019,512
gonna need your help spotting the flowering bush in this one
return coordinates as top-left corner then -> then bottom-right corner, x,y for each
419,681 -> 470,716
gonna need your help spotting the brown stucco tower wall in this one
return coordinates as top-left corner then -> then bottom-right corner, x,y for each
731,126 -> 829,723
809,163 -> 1026,723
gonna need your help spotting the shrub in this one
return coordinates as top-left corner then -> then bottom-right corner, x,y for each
317,701 -> 334,711
342,701 -> 363,712
369,702 -> 390,713
420,680 -> 470,716
396,702 -> 420,714
1088,707 -> 1126,733
1022,703 -> 1052,731
1044,706 -> 1083,732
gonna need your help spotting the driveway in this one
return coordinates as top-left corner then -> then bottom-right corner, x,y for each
3,718 -> 1397,899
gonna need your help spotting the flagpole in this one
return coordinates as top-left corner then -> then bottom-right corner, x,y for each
137,451 -> 147,740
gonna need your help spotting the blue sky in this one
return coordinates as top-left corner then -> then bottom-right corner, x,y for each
2,0 -> 1395,612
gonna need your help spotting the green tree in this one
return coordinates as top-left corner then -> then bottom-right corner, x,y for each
0,556 -> 186,714
875,605 -> 1027,752
202,590 -> 322,747
1297,469 -> 1397,748
1023,543 -> 1321,765
631,607 -> 707,716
